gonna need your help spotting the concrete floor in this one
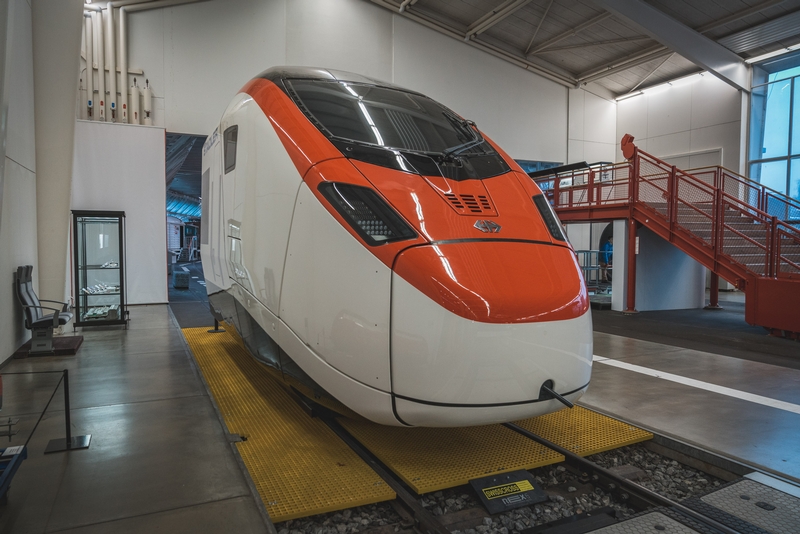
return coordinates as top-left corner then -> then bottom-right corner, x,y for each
582,292 -> 800,483
0,305 -> 269,534
2,287 -> 799,531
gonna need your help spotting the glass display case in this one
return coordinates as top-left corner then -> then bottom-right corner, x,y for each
72,211 -> 128,327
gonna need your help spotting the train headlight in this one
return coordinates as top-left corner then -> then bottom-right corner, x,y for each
319,182 -> 417,246
532,194 -> 568,242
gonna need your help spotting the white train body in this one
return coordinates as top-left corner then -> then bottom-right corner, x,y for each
201,67 -> 592,427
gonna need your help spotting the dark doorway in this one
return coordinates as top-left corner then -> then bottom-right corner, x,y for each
165,133 -> 214,328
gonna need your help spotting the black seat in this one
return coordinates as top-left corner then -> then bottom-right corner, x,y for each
14,265 -> 73,354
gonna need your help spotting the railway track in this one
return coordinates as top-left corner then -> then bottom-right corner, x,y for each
292,395 -> 799,534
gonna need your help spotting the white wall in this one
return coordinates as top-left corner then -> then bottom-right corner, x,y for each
634,227 -> 706,311
0,0 -> 39,362
616,74 -> 742,172
568,88 -> 617,164
393,16 -> 567,161
72,120 -> 168,305
121,0 -> 568,161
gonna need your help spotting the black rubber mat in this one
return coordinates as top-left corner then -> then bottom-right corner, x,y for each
13,335 -> 84,358
591,296 -> 800,370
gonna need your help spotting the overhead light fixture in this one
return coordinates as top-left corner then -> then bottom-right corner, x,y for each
670,72 -> 703,86
615,71 -> 705,102
745,42 -> 800,64
615,91 -> 643,102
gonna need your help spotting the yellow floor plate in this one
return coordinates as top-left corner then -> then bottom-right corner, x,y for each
182,328 -> 395,522
339,406 -> 652,495
514,406 -> 653,456
339,419 -> 564,494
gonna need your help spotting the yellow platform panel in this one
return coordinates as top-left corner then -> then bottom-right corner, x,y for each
514,405 -> 653,456
182,328 -> 395,522
338,419 -> 564,494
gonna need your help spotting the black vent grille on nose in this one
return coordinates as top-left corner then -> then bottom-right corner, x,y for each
445,193 -> 494,214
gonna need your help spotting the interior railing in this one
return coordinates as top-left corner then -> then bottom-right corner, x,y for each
532,151 -> 800,281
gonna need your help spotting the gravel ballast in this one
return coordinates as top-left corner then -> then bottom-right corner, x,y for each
274,443 -> 725,534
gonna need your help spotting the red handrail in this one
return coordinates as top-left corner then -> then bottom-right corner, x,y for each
532,143 -> 800,283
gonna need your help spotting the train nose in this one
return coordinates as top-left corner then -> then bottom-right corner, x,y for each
390,241 -> 592,426
394,241 -> 588,324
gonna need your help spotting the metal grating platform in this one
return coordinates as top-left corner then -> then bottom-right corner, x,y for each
182,327 -> 395,522
592,512 -> 702,533
514,406 -> 653,456
700,479 -> 800,534
338,418 -> 563,494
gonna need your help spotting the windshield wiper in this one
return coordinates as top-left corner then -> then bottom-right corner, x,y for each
440,112 -> 484,161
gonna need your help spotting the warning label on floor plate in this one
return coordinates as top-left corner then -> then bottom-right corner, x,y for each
483,480 -> 534,499
470,470 -> 548,514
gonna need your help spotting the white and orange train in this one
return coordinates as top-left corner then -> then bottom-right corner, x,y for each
201,67 -> 592,427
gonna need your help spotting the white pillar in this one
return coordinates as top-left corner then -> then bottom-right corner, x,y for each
611,219 -> 628,311
32,0 -> 84,302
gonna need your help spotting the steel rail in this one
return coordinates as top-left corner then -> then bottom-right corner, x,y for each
317,413 -> 451,534
504,422 -> 742,534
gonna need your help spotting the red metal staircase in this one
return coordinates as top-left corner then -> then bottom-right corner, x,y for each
531,135 -> 800,339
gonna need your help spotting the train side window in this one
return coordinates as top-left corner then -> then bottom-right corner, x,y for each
224,125 -> 238,173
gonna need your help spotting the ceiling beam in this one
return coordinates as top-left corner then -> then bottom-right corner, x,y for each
465,0 -> 533,40
579,45 -> 672,84
524,0 -> 554,55
593,0 -> 748,91
626,52 -> 674,93
576,0 -> 783,85
527,12 -> 612,55
694,0 -> 784,33
534,36 -> 652,53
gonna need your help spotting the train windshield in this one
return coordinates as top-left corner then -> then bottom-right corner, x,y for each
285,80 -> 508,168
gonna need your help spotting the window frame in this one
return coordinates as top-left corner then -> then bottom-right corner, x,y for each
223,125 -> 238,174
749,72 -> 799,203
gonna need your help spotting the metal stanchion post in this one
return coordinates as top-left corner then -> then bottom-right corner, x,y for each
45,370 -> 91,454
208,318 -> 225,334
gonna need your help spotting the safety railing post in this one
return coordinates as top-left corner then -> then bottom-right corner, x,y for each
630,151 -> 639,205
63,369 -> 72,445
669,165 -> 678,232
714,189 -> 724,262
770,216 -> 779,278
553,176 -> 561,208
588,170 -> 595,206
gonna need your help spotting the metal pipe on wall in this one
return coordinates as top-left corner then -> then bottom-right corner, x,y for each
84,14 -> 94,119
105,2 -> 116,121
130,78 -> 140,124
142,78 -> 152,125
94,11 -> 106,121
104,1 -> 159,123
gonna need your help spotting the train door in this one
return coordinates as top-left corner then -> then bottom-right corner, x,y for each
201,127 -> 230,292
